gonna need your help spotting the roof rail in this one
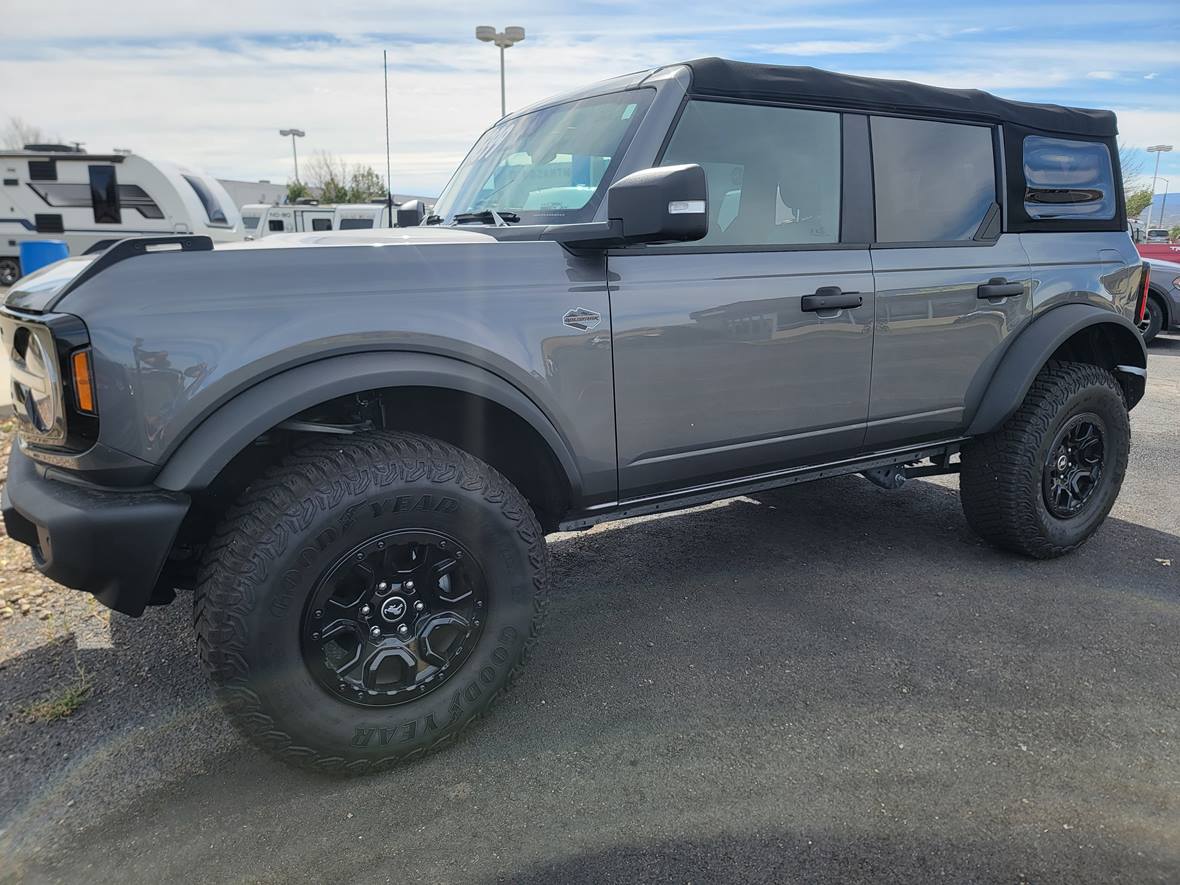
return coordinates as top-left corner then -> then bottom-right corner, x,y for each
60,235 -> 213,298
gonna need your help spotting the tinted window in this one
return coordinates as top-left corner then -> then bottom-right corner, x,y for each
660,101 -> 841,247
241,215 -> 260,229
28,160 -> 56,181
34,213 -> 64,233
311,217 -> 332,231
1023,135 -> 1115,220
182,174 -> 229,225
118,184 -> 163,219
88,165 -> 121,224
340,218 -> 374,229
268,219 -> 285,231
871,117 -> 996,242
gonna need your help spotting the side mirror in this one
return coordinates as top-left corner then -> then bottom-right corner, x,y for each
607,164 -> 708,244
396,199 -> 427,227
542,164 -> 708,249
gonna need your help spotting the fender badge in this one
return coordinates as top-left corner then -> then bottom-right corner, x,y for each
563,308 -> 601,331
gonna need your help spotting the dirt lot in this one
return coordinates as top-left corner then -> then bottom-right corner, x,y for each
0,336 -> 1178,884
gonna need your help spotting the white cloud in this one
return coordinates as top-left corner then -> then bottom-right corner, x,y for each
1086,71 -> 1117,80
1145,72 -> 1159,80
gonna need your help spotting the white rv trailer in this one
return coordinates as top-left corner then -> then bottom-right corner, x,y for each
0,145 -> 243,284
253,203 -> 335,236
239,202 -> 271,238
333,196 -> 437,231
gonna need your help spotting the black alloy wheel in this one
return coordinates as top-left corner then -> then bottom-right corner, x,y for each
1042,413 -> 1106,519
302,530 -> 487,707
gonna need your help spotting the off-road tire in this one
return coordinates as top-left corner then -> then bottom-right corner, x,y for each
1142,295 -> 1165,345
194,431 -> 548,774
960,361 -> 1129,559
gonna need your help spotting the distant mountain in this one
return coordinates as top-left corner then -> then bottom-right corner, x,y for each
1136,193 -> 1180,229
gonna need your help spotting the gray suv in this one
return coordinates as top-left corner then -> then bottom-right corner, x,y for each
1,59 -> 1149,771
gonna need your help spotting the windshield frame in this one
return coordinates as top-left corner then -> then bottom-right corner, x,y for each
432,88 -> 655,226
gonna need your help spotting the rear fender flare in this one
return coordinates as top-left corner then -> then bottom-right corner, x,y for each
966,303 -> 1147,437
153,351 -> 582,498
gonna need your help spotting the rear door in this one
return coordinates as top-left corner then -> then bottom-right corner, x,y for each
866,115 -> 1032,447
610,101 -> 876,500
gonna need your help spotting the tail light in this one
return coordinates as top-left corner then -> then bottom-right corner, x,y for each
1137,261 -> 1150,324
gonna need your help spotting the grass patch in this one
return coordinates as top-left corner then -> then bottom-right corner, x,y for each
19,667 -> 93,723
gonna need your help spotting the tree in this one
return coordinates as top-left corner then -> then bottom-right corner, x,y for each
1170,225 -> 1180,243
303,151 -> 350,203
348,166 -> 386,202
286,180 -> 309,203
1126,188 -> 1154,221
2,116 -> 59,149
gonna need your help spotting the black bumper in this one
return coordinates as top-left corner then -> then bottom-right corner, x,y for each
2,445 -> 190,616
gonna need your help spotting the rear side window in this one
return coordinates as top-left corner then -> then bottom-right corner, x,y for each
871,117 -> 996,242
340,217 -> 374,229
659,100 -> 841,247
88,165 -> 121,224
311,217 -> 332,231
268,219 -> 285,231
1022,136 -> 1115,220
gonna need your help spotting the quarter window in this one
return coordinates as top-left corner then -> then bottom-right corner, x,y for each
88,165 -> 121,224
660,100 -> 841,247
871,117 -> 996,242
1022,136 -> 1115,220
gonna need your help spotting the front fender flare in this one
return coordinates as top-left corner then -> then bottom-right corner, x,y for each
153,351 -> 582,498
966,303 -> 1147,437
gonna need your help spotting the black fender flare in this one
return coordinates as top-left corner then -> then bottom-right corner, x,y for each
966,303 -> 1147,437
153,351 -> 583,498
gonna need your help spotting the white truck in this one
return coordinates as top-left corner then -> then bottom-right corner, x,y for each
0,145 -> 243,284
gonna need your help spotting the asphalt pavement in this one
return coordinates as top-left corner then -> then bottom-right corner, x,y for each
2,335 -> 1178,884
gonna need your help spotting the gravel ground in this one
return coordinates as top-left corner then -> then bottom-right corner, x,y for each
0,335 -> 1178,884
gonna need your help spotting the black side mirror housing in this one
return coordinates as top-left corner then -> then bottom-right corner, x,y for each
542,164 -> 708,249
396,199 -> 427,227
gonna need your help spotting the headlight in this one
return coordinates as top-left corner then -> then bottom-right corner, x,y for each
9,324 -> 64,442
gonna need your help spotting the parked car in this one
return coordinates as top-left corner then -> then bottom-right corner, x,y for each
1145,228 -> 1171,244
1141,256 -> 1180,343
1,58 -> 1148,772
0,145 -> 243,285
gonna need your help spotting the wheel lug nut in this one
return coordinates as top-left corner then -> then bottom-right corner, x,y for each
370,626 -> 382,638
377,582 -> 387,592
414,601 -> 425,611
311,632 -> 320,640
405,580 -> 415,591
314,609 -> 323,619
360,605 -> 371,616
398,624 -> 409,635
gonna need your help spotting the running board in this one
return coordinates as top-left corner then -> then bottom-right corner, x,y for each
557,440 -> 965,531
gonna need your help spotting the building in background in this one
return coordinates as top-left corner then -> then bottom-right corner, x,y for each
217,178 -> 288,209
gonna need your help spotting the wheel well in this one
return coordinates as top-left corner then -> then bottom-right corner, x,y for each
1147,286 -> 1170,326
1049,321 -> 1145,406
168,387 -> 571,582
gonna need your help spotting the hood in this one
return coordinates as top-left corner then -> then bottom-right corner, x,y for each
221,227 -> 499,250
5,256 -> 97,313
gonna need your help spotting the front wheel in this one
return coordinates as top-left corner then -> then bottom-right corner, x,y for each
0,258 -> 20,287
959,361 -> 1130,558
194,431 -> 548,773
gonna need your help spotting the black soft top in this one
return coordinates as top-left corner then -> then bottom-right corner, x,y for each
682,57 -> 1117,138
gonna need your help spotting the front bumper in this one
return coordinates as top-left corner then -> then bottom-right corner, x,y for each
2,445 -> 190,616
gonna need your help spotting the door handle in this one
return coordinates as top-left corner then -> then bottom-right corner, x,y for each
977,277 -> 1024,299
801,286 -> 862,312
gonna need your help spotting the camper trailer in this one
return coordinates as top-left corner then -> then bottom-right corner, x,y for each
254,203 -> 334,236
239,202 -> 271,238
0,146 -> 244,283
333,202 -> 390,230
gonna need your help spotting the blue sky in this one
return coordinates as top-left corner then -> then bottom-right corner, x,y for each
4,0 -> 1178,197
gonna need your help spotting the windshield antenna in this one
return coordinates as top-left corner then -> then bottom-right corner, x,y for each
384,49 -> 393,229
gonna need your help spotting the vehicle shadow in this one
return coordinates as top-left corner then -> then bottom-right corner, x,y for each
3,475 -> 1178,880
1147,331 -> 1180,355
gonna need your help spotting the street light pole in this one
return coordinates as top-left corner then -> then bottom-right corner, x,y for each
279,128 -> 306,183
1158,178 -> 1170,231
476,26 -> 526,118
1147,144 -> 1173,226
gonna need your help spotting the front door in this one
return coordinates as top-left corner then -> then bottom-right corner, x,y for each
609,100 -> 875,501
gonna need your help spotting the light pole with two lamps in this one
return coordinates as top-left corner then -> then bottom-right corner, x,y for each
279,128 -> 306,183
475,26 -> 525,118
1147,144 -> 1173,227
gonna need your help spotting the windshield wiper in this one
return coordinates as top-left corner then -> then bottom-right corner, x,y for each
452,209 -> 520,226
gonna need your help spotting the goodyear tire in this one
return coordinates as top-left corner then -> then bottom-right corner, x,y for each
194,431 -> 548,774
960,361 -> 1129,559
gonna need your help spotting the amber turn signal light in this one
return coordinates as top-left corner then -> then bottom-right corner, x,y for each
71,349 -> 96,414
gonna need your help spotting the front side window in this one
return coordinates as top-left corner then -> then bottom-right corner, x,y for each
182,174 -> 229,226
1023,135 -> 1115,220
431,89 -> 653,225
871,117 -> 996,242
660,101 -> 841,247
89,165 -> 121,224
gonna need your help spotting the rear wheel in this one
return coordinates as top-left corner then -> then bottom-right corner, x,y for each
1142,294 -> 1165,344
959,361 -> 1130,558
0,258 -> 20,287
194,431 -> 548,773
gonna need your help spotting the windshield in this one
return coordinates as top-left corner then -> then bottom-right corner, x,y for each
431,89 -> 653,225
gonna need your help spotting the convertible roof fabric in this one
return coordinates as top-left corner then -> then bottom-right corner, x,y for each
681,58 -> 1117,138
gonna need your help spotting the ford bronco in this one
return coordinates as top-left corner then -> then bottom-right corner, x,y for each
1,59 -> 1149,771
